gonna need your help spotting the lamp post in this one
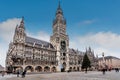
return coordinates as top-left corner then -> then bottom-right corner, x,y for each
102,52 -> 107,74
102,52 -> 105,64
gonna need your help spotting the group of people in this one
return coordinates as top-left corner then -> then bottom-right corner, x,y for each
101,68 -> 119,75
102,68 -> 106,75
17,69 -> 27,78
1,71 -> 5,77
0,69 -> 27,78
115,68 -> 119,72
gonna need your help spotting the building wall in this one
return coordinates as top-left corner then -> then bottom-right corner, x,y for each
98,56 -> 120,70
112,59 -> 120,68
6,3 -> 97,73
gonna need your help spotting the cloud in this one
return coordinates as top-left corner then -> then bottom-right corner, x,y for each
0,18 -> 21,67
70,32 -> 120,58
0,18 -> 21,42
0,43 -> 7,67
0,18 -> 50,67
77,19 -> 97,26
81,20 -> 96,24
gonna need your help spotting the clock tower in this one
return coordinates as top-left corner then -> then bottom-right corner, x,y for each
50,2 -> 69,72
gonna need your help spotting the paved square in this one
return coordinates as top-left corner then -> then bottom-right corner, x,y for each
0,71 -> 120,80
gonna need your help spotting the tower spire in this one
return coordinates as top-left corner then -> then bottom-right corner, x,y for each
56,0 -> 63,15
52,1 -> 66,35
19,16 -> 25,29
58,0 -> 61,9
21,16 -> 24,24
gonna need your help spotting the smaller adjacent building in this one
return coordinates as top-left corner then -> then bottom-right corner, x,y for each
98,56 -> 120,70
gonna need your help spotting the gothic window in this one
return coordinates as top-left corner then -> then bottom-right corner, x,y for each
41,51 -> 43,54
63,53 -> 66,56
56,37 -> 59,43
63,58 -> 65,60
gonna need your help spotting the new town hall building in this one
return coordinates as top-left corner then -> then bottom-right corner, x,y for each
6,3 -> 97,72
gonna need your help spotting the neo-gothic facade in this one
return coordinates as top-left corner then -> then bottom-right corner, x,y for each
6,3 -> 96,73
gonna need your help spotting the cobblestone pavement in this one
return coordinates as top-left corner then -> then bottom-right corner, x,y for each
3,71 -> 120,80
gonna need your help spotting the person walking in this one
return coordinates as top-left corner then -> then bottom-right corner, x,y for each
115,68 -> 119,72
22,71 -> 24,78
1,71 -> 5,77
22,70 -> 27,78
102,68 -> 106,75
17,70 -> 20,77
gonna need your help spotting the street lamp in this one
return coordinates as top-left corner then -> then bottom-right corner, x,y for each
102,52 -> 105,64
102,52 -> 106,69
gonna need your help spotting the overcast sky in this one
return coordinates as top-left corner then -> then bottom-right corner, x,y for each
0,0 -> 120,67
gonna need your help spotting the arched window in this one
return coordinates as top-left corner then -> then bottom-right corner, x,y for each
63,53 -> 66,56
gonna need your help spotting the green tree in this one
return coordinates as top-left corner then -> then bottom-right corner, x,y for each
81,53 -> 91,73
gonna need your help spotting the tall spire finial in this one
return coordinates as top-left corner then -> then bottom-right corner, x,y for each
19,16 -> 25,29
58,0 -> 61,9
56,0 -> 63,15
21,16 -> 24,23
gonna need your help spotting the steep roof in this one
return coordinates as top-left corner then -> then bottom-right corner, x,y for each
98,56 -> 120,60
69,48 -> 83,55
25,36 -> 54,49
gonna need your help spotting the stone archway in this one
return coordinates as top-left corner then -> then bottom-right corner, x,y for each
63,53 -> 66,56
73,67 -> 76,71
51,66 -> 56,72
69,67 -> 72,71
44,66 -> 50,72
61,62 -> 66,72
25,66 -> 34,72
13,66 -> 23,73
35,66 -> 42,72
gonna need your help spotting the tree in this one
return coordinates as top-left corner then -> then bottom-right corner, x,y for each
81,53 -> 91,73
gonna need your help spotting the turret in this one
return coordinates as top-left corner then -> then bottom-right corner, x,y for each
13,17 -> 26,43
52,1 -> 66,35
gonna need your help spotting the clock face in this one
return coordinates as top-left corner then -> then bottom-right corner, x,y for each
61,41 -> 66,51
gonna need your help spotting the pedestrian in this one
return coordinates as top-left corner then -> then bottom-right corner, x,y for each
17,70 -> 20,77
117,68 -> 119,72
115,68 -> 119,72
22,71 -> 24,78
24,70 -> 26,77
67,70 -> 70,73
2,71 -> 5,77
22,70 -> 27,78
102,68 -> 105,75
